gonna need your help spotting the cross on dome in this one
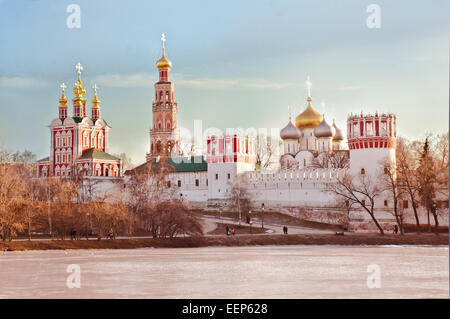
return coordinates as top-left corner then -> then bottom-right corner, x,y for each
161,32 -> 166,49
306,76 -> 312,97
93,83 -> 98,92
75,62 -> 83,75
60,83 -> 66,92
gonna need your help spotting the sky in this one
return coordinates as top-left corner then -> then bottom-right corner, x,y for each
0,0 -> 448,165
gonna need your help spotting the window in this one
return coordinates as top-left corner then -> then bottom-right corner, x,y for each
361,200 -> 365,206
167,181 -> 171,188
361,168 -> 365,175
178,180 -> 181,187
98,133 -> 104,148
384,200 -> 388,207
83,132 -> 89,147
91,133 -> 96,148
195,179 -> 199,187
206,179 -> 208,186
345,200 -> 349,207
403,200 -> 408,209
227,173 -> 230,180
215,174 -> 218,180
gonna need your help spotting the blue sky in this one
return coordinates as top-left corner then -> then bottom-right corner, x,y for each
0,0 -> 448,164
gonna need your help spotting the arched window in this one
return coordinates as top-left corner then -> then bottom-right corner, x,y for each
158,122 -> 162,129
83,131 -> 89,147
67,132 -> 72,146
166,91 -> 169,100
361,168 -> 365,175
160,91 -> 163,100
91,132 -> 96,148
98,133 -> 104,149
56,132 -> 61,147
166,121 -> 171,129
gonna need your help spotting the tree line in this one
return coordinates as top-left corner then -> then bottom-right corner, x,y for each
0,150 -> 202,241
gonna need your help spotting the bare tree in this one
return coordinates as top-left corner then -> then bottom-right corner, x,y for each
417,136 -> 440,234
312,151 -> 350,169
395,137 -> 421,232
328,171 -> 384,234
0,164 -> 29,241
379,160 -> 404,234
113,153 -> 134,171
228,176 -> 251,224
255,134 -> 278,169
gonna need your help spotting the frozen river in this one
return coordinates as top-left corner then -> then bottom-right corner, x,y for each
0,245 -> 448,298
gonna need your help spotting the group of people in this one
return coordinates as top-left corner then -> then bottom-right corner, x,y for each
283,226 -> 288,234
225,225 -> 236,236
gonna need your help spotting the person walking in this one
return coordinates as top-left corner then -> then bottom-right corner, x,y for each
226,225 -> 229,236
233,227 -> 236,235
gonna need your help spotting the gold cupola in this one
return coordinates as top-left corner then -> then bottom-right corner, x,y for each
73,62 -> 86,107
59,83 -> 68,108
156,32 -> 172,70
156,48 -> 172,70
91,84 -> 100,108
295,96 -> 323,130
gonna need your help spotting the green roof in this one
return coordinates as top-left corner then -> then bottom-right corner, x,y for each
168,156 -> 207,172
72,117 -> 83,123
126,156 -> 207,175
79,148 -> 120,161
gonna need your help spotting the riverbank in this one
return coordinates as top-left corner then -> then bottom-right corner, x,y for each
1,233 -> 448,251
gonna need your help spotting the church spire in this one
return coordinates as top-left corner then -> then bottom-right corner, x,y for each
73,62 -> 87,118
58,83 -> 68,120
91,84 -> 101,121
156,33 -> 172,82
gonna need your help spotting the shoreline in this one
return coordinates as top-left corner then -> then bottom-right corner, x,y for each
1,233 -> 448,251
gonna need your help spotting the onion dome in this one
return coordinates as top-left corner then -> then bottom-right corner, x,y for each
157,47 -> 172,70
58,83 -> 68,108
295,97 -> 323,130
314,115 -> 335,138
73,62 -> 86,107
280,119 -> 302,140
91,84 -> 100,108
332,120 -> 344,141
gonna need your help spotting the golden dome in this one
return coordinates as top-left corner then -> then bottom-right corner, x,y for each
92,84 -> 100,109
156,48 -> 172,70
58,83 -> 68,108
295,97 -> 323,129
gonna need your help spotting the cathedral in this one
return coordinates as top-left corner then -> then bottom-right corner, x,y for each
37,63 -> 122,177
279,92 -> 348,170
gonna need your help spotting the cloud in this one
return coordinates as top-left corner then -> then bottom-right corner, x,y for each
91,72 -> 298,90
338,85 -> 363,91
0,76 -> 50,88
91,73 -> 155,88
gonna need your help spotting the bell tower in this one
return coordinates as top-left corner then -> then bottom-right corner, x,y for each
147,33 -> 180,161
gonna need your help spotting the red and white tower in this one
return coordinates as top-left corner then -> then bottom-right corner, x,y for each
347,112 -> 396,176
147,33 -> 180,161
